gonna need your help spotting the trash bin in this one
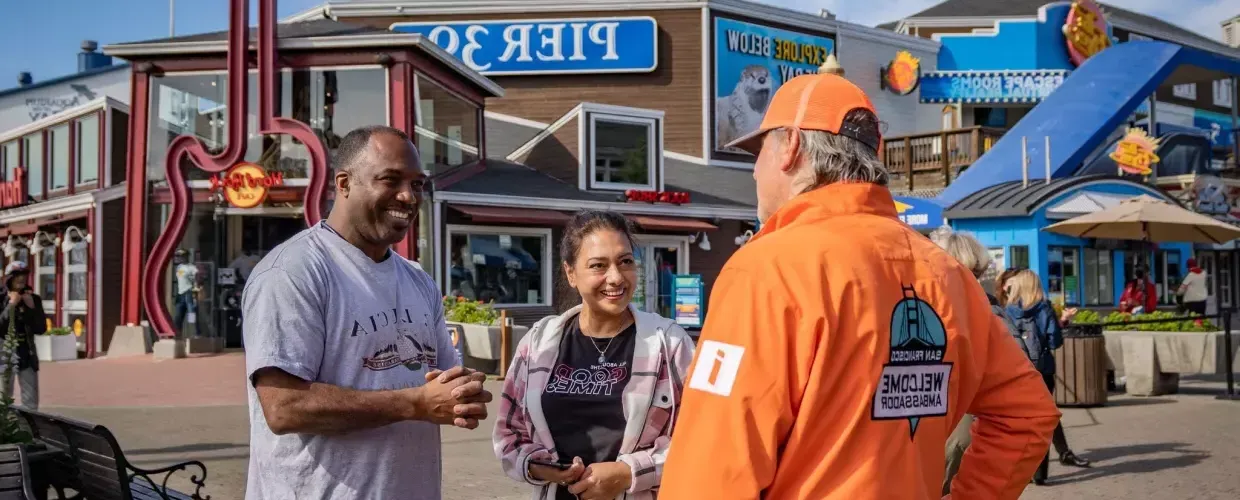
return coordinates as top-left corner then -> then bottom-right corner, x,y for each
1054,324 -> 1108,407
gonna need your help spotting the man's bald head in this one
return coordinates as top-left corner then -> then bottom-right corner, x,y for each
332,125 -> 417,176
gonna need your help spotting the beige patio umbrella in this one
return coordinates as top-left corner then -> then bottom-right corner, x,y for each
1043,194 -> 1240,244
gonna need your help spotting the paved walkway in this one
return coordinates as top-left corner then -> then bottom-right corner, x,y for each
27,352 -> 1240,499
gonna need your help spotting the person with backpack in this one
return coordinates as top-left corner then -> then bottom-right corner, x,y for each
930,229 -> 1025,495
1004,270 -> 1091,485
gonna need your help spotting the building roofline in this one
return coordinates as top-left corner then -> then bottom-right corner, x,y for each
0,96 -> 128,143
321,0 -> 940,52
102,34 -> 504,98
897,10 -> 1240,59
0,64 -> 129,101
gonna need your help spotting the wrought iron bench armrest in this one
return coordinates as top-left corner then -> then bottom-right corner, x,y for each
126,459 -> 211,500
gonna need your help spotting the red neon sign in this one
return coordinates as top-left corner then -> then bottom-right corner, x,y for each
625,189 -> 691,205
0,168 -> 27,209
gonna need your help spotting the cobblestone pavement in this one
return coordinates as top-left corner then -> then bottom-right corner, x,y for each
32,352 -> 1240,499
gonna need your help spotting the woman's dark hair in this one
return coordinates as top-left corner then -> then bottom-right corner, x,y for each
560,210 -> 636,265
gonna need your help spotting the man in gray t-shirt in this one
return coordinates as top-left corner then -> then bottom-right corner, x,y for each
244,126 -> 491,499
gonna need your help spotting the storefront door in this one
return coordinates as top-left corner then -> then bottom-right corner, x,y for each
631,236 -> 689,318
209,210 -> 307,348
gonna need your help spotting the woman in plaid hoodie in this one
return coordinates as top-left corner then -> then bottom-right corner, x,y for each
493,211 -> 696,500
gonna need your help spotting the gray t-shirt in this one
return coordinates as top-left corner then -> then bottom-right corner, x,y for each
243,221 -> 460,500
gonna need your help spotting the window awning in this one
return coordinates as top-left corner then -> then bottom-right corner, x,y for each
629,215 -> 718,232
450,204 -> 571,225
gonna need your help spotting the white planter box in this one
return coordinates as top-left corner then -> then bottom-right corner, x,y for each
446,322 -> 530,374
34,334 -> 78,362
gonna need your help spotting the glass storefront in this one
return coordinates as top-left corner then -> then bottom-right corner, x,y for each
446,227 -> 550,307
144,67 -> 387,339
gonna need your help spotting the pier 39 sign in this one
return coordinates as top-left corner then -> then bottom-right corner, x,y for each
391,17 -> 658,76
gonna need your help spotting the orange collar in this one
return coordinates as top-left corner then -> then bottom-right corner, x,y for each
752,183 -> 899,242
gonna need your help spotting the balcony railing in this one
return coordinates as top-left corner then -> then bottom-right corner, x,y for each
882,127 -> 1005,193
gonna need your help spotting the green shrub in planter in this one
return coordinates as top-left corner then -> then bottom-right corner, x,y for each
44,327 -> 73,336
442,296 -> 499,326
1072,310 -> 1216,332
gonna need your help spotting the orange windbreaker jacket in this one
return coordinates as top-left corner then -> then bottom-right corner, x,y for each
661,183 -> 1061,500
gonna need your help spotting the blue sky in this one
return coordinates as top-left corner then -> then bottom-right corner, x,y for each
0,0 -> 322,89
0,0 -> 1231,94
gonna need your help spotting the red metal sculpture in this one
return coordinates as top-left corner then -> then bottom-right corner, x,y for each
142,0 -> 329,339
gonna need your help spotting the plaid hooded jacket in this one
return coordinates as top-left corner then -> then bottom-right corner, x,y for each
493,304 -> 696,499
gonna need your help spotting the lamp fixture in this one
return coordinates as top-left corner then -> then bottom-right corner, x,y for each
734,229 -> 755,246
28,231 -> 56,254
61,226 -> 91,254
3,235 -> 26,258
689,231 -> 712,251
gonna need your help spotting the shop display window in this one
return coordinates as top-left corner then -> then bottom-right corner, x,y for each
1009,245 -> 1030,269
1,141 -> 17,182
36,245 -> 57,311
1048,246 -> 1081,306
22,134 -> 43,198
76,114 -> 100,185
66,245 -> 87,304
1154,250 -> 1182,304
1083,248 -> 1114,306
415,75 -> 480,175
446,226 -> 551,307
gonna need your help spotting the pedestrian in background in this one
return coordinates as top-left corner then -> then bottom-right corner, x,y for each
494,210 -> 695,500
1177,258 -> 1208,317
243,126 -> 491,500
1003,270 -> 1092,486
929,229 -> 1024,495
0,261 -> 44,409
660,70 -> 1059,499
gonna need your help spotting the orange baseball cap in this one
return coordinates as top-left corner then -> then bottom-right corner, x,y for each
725,73 -> 881,156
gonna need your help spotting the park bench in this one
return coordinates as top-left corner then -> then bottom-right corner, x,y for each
12,408 -> 209,500
0,444 -> 36,499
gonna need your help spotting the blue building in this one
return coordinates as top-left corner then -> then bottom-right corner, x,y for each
879,1 -> 1240,311
945,176 -> 1190,307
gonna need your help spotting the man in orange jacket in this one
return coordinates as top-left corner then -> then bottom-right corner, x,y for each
660,69 -> 1061,499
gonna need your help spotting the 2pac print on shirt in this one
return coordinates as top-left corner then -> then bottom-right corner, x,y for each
545,361 -> 630,396
871,285 -> 952,438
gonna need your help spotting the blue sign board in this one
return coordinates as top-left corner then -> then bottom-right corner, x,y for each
713,17 -> 835,153
671,274 -> 704,329
390,17 -> 658,76
1193,110 -> 1236,149
893,196 -> 944,231
920,70 -> 1069,104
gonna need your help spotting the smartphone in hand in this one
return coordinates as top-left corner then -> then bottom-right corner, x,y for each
529,459 -> 572,470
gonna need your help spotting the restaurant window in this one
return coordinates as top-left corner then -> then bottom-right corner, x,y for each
1048,246 -> 1081,306
49,124 -> 70,191
1010,245 -> 1030,270
147,67 -> 387,183
35,242 -> 57,314
583,105 -> 662,191
1154,250 -> 1182,304
22,134 -> 43,198
445,226 -> 551,307
1083,248 -> 1114,306
1,141 -> 17,182
415,75 -> 480,175
65,243 -> 88,308
76,114 -> 99,185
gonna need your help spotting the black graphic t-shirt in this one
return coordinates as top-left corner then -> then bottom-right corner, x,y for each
541,316 -> 636,496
